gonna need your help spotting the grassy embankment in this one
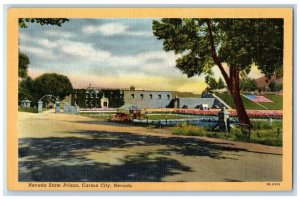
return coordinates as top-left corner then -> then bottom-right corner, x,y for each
215,92 -> 283,110
172,120 -> 282,146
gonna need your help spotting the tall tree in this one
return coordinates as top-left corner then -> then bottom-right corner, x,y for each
33,73 -> 73,100
18,77 -> 35,101
153,18 -> 283,125
18,52 -> 30,78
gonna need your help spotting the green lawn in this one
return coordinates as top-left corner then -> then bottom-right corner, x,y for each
18,107 -> 38,113
18,107 -> 50,113
79,112 -> 114,120
260,95 -> 283,110
215,92 -> 282,110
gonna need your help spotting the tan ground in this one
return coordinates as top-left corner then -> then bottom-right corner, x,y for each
18,110 -> 282,182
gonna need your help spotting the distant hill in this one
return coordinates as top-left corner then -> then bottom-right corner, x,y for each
255,75 -> 283,90
171,91 -> 201,98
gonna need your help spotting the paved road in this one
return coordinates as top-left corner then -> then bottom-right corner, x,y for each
18,110 -> 282,182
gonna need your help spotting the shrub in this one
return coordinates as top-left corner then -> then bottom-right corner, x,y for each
250,129 -> 282,146
269,81 -> 283,92
172,123 -> 207,136
18,107 -> 38,113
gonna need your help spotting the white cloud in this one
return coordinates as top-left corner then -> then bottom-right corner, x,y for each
59,40 -> 111,61
19,44 -> 56,60
20,33 -> 176,76
82,23 -> 128,35
19,32 -> 28,41
45,29 -> 75,38
37,39 -> 58,49
82,22 -> 152,37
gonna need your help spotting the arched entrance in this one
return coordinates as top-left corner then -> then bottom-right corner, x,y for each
37,95 -> 60,113
101,97 -> 109,108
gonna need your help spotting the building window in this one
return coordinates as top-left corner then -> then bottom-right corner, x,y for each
167,94 -> 170,100
149,94 -> 153,99
158,94 -> 162,99
131,94 -> 135,99
140,94 -> 144,99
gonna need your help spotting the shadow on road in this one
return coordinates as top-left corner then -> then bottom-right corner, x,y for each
19,129 -> 249,182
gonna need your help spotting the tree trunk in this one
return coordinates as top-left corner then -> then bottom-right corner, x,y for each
228,66 -> 251,125
206,19 -> 251,126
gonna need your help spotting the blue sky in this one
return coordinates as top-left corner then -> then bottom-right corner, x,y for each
19,18 -> 262,93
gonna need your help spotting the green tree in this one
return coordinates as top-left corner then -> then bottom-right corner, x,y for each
240,78 -> 258,91
18,77 -> 35,102
205,77 -> 226,91
33,73 -> 73,100
153,18 -> 283,125
269,81 -> 283,92
217,77 -> 225,89
205,76 -> 218,91
18,52 -> 30,78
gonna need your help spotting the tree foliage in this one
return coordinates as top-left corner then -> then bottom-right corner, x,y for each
18,52 -> 30,78
34,73 -> 73,100
19,18 -> 69,28
218,77 -> 225,89
240,78 -> 258,91
153,18 -> 283,78
18,77 -> 35,101
269,81 -> 283,92
19,73 -> 73,106
153,18 -> 283,124
205,76 -> 226,91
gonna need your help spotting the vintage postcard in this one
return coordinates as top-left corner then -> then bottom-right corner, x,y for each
6,7 -> 293,191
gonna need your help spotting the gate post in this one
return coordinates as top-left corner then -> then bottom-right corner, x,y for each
218,107 -> 230,133
38,100 -> 43,113
55,100 -> 60,113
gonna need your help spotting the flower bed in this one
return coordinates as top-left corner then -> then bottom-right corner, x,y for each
110,113 -> 132,122
173,109 -> 282,119
79,107 -> 116,112
174,109 -> 219,116
230,110 -> 282,119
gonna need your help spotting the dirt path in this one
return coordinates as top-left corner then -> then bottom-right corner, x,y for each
18,110 -> 282,182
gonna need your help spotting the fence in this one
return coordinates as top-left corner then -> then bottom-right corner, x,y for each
63,103 -> 79,114
133,118 -> 218,127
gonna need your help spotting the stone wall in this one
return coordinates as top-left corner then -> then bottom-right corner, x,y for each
123,90 -> 173,108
